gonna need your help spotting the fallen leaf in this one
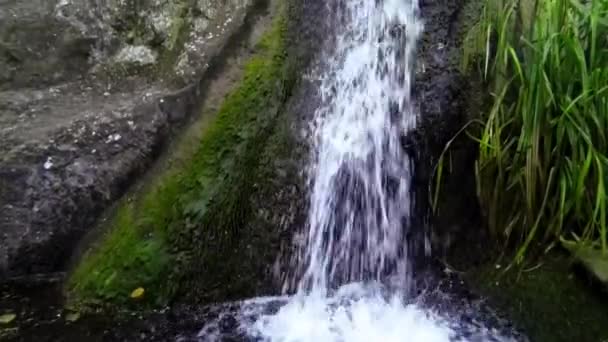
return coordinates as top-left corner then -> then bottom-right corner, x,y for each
65,312 -> 80,322
0,313 -> 16,324
130,287 -> 145,299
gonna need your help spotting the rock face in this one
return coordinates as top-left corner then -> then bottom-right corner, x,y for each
157,0 -> 331,303
408,0 -> 488,268
0,0 -> 254,277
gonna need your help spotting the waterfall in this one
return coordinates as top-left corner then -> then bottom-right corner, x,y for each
196,0 -> 518,341
293,0 -> 421,295
237,1 -> 461,340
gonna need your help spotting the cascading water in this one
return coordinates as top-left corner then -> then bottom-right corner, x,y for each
197,0 -> 518,341
240,0 -> 460,339
294,0 -> 420,294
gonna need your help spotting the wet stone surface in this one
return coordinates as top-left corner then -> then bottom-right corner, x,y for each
0,270 -> 527,341
0,0 -> 255,277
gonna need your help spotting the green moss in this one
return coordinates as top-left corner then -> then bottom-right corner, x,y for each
169,15 -> 295,302
563,240 -> 608,284
468,255 -> 608,342
68,205 -> 172,307
67,7 -> 293,309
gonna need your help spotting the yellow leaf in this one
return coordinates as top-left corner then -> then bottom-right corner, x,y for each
0,313 -> 16,324
65,312 -> 80,322
130,287 -> 145,299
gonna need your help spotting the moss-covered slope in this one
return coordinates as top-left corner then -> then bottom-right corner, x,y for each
468,255 -> 608,342
67,5 -> 296,308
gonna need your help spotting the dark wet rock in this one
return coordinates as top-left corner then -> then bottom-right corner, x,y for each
408,1 -> 530,338
0,0 -> 254,88
408,0 -> 488,269
0,0 -> 257,278
417,266 -> 528,341
1,270 -> 528,342
242,84 -> 313,296
0,81 -> 170,276
0,0 -> 96,89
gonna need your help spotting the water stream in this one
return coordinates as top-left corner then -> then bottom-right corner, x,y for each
197,0 -> 516,341
293,0 -> 420,295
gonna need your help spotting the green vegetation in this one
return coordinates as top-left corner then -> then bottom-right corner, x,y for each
67,8 -> 292,308
433,1 -> 608,339
68,204 -> 172,307
458,0 -> 608,265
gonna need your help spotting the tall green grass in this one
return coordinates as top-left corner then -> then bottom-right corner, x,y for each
463,0 -> 608,265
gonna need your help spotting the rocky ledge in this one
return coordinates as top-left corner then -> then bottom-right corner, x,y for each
0,0 -> 259,277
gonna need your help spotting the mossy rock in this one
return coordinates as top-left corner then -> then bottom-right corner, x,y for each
563,240 -> 608,286
67,3 -> 296,309
467,254 -> 608,342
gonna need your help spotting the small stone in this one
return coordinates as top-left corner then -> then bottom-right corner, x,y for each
44,157 -> 54,170
106,134 -> 122,143
103,92 -> 110,97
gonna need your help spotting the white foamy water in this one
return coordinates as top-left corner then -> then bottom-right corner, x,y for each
197,0 -> 517,341
197,281 -> 517,341
249,284 -> 454,342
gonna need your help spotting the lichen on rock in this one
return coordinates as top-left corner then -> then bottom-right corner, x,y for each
114,45 -> 158,66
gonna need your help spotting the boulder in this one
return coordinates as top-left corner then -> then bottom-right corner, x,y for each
0,0 -> 253,278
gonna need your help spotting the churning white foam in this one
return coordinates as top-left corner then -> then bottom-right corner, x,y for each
250,283 -> 455,342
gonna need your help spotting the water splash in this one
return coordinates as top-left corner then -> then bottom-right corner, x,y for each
195,282 -> 518,342
250,283 -> 453,342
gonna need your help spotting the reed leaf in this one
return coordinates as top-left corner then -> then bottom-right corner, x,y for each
463,0 -> 608,263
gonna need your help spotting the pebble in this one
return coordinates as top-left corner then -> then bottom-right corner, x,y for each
43,158 -> 53,170
106,133 -> 122,143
